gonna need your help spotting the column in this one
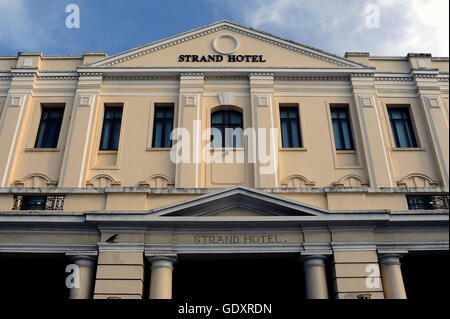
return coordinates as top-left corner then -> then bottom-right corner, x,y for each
379,254 -> 407,299
147,256 -> 177,299
301,255 -> 329,299
68,255 -> 97,299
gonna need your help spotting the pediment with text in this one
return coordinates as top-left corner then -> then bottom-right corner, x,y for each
87,21 -> 368,69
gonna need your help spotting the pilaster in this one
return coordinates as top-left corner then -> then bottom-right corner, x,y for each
414,70 -> 449,187
249,72 -> 279,188
175,73 -> 204,188
58,72 -> 103,187
0,68 -> 37,187
351,73 -> 394,187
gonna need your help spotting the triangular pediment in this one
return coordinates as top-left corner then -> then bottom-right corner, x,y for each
87,20 -> 368,69
151,186 -> 328,217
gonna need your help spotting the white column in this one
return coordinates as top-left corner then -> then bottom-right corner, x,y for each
68,255 -> 96,299
147,256 -> 177,299
301,255 -> 329,299
379,254 -> 407,299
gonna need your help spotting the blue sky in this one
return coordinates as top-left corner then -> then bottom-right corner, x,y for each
0,0 -> 448,57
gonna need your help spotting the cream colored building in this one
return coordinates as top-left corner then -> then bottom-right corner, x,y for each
0,21 -> 448,300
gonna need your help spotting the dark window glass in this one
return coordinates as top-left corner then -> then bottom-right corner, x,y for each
388,108 -> 418,148
152,106 -> 174,148
406,195 -> 449,210
280,107 -> 302,148
100,107 -> 123,150
34,107 -> 64,148
21,196 -> 47,210
211,110 -> 243,148
331,107 -> 354,150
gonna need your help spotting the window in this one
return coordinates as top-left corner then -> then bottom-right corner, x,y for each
211,110 -> 243,148
280,106 -> 302,148
331,106 -> 354,150
100,106 -> 123,150
13,195 -> 65,210
407,195 -> 449,210
388,107 -> 418,148
152,105 -> 174,148
34,107 -> 64,148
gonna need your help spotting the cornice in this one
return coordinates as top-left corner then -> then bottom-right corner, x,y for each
103,75 -> 178,81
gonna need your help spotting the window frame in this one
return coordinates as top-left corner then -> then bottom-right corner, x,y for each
152,104 -> 175,149
387,106 -> 418,149
34,106 -> 65,149
99,105 -> 123,151
210,109 -> 244,148
330,105 -> 355,151
279,105 -> 302,149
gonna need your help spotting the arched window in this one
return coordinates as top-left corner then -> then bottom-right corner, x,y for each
211,110 -> 243,148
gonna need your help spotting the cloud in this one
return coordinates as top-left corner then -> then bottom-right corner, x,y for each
209,0 -> 449,57
0,0 -> 80,54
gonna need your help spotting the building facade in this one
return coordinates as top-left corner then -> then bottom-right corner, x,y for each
0,21 -> 448,300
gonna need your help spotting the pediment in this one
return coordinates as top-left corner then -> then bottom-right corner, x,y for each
88,21 -> 368,69
151,186 -> 328,217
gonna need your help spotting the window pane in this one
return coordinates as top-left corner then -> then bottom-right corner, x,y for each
230,111 -> 242,125
163,119 -> 173,147
153,122 -> 163,148
281,120 -> 290,147
290,120 -> 300,148
332,121 -> 342,150
211,111 -> 223,124
100,107 -> 123,150
341,121 -> 352,150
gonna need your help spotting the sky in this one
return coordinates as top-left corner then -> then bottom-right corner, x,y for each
0,0 -> 448,58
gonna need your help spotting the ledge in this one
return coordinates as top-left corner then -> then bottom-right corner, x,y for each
0,186 -> 448,194
391,147 -> 426,152
24,148 -> 62,152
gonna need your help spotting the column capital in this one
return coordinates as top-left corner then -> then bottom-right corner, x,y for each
68,255 -> 97,268
300,254 -> 328,268
146,255 -> 177,270
378,253 -> 403,266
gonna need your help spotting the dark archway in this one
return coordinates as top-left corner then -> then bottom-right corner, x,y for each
0,253 -> 71,299
401,252 -> 449,300
172,253 -> 306,302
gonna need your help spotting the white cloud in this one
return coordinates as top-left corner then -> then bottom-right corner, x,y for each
210,0 -> 449,57
0,0 -> 77,54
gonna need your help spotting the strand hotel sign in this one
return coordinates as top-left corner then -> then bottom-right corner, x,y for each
178,34 -> 267,63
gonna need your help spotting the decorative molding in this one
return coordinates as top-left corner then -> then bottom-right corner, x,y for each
13,173 -> 57,188
78,95 -> 93,107
424,96 -> 441,109
86,174 -> 121,188
332,174 -> 369,187
8,95 -> 25,107
396,173 -> 440,188
276,76 -> 349,81
218,92 -> 236,105
358,96 -> 375,108
139,174 -> 174,188
212,34 -> 239,55
78,72 -> 103,77
183,94 -> 199,107
103,75 -> 178,81
281,175 -> 315,188
254,94 -> 272,107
